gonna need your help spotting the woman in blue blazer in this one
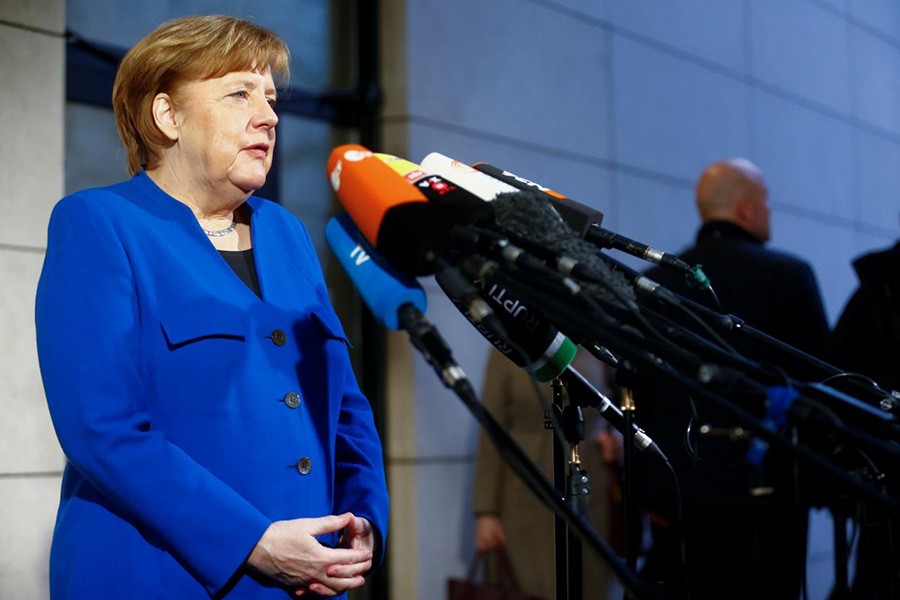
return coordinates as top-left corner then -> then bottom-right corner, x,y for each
35,15 -> 388,599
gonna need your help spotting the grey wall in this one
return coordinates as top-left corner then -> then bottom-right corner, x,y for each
0,0 -> 67,597
381,1 -> 900,598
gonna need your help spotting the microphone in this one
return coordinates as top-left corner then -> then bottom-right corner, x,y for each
417,152 -> 689,280
324,212 -> 426,330
324,212 -> 468,389
372,153 -> 580,382
326,144 -> 452,276
436,268 -> 577,382
560,367 -> 666,460
383,154 -> 620,305
489,191 -> 637,311
435,256 -> 663,455
420,153 -> 602,239
371,152 -> 584,287
419,152 -> 520,200
471,161 -> 699,276
332,153 -> 657,453
373,152 -> 495,225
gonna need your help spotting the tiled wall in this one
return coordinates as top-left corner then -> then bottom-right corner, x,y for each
382,1 -> 900,598
0,1 -> 67,598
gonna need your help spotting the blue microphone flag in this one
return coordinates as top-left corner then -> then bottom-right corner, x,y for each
325,212 -> 427,331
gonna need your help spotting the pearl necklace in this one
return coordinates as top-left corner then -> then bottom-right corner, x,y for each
203,218 -> 236,237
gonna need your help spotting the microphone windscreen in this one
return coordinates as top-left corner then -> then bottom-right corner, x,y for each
492,191 -> 635,307
472,162 -> 604,236
325,212 -> 427,330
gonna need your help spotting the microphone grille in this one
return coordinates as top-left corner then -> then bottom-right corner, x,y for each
492,191 -> 635,307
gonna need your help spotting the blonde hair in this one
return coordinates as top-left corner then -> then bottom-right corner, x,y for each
112,15 -> 290,175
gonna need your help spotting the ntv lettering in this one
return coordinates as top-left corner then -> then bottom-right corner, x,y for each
501,169 -> 550,192
349,244 -> 370,266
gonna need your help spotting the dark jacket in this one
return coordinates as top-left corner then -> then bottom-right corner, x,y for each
633,220 -> 828,600
827,241 -> 900,600
830,241 -> 900,391
646,220 -> 829,353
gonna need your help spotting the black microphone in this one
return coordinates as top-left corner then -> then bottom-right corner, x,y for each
560,367 -> 666,460
331,150 -> 623,381
489,191 -> 637,311
471,161 -> 702,278
435,260 -> 578,383
370,154 -> 585,382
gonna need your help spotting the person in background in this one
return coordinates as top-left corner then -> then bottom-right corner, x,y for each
829,233 -> 900,599
632,158 -> 829,599
830,236 -> 900,393
35,15 -> 388,599
472,348 -> 619,599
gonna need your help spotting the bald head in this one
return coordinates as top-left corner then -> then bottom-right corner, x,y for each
695,158 -> 770,242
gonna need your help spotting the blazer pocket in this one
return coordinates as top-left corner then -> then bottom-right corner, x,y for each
309,310 -> 352,349
159,302 -> 247,349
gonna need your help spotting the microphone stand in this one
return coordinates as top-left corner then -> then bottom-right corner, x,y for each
448,229 -> 900,597
551,378 -> 591,600
399,308 -> 661,600
601,252 -> 899,431
614,363 -> 641,574
552,379 -> 570,600
489,253 -> 900,594
483,262 -> 898,509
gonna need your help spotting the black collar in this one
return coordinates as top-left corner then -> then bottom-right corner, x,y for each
696,220 -> 762,245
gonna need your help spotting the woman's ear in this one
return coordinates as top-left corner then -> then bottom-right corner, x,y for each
152,93 -> 179,142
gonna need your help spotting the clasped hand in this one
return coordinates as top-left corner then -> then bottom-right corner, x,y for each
248,512 -> 374,596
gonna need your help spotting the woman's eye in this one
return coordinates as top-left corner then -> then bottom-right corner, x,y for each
230,90 -> 250,100
267,98 -> 277,109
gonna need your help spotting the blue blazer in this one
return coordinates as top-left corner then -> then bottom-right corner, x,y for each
35,172 -> 389,599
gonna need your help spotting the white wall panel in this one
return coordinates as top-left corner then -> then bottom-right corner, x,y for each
0,0 -> 64,32
0,250 -> 64,474
610,0 -> 747,73
0,25 -> 63,249
750,0 -> 851,114
406,0 -> 613,161
613,35 -> 752,181
0,476 -> 61,600
855,129 -> 900,231
847,0 -> 900,42
852,27 -> 900,135
753,90 -> 855,221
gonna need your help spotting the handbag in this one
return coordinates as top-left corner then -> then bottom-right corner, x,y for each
447,548 -> 545,600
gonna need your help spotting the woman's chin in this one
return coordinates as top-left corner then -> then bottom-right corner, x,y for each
231,172 -> 268,195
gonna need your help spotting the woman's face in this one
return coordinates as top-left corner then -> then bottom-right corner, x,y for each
169,66 -> 278,196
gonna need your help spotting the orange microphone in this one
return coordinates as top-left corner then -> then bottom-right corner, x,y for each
327,144 -> 442,275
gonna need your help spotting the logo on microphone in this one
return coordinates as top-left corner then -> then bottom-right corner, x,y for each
329,160 -> 343,191
343,149 -> 373,162
502,170 -> 551,193
350,244 -> 370,266
418,176 -> 456,196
